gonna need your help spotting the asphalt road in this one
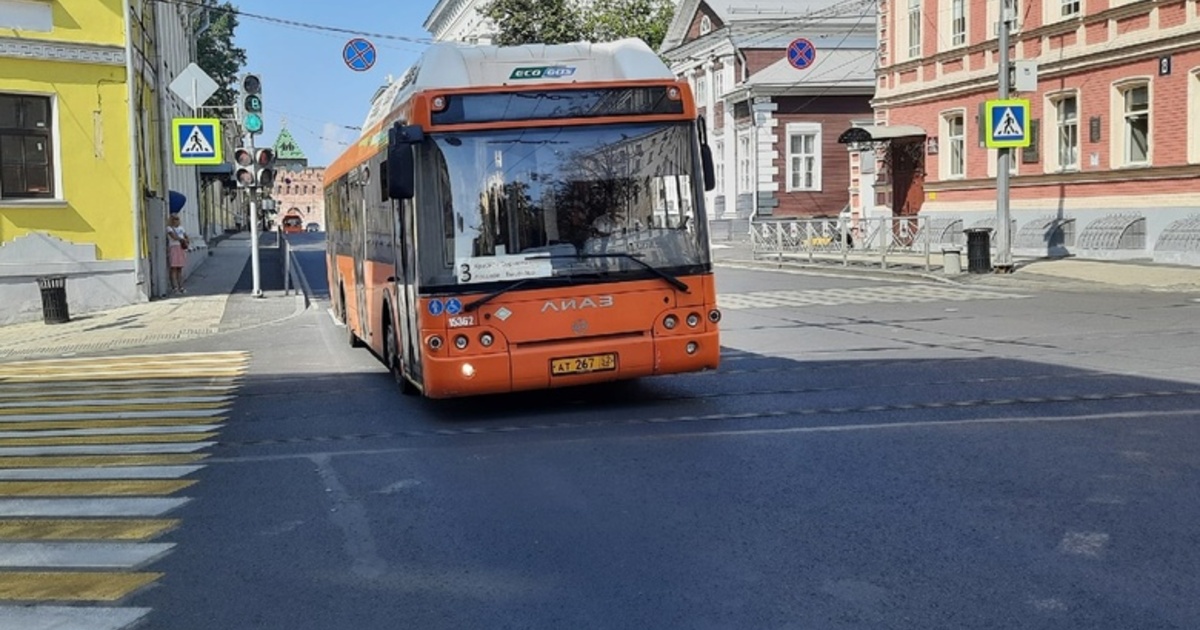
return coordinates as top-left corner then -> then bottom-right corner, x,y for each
123,248 -> 1200,629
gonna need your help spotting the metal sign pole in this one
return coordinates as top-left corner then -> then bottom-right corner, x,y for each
249,131 -> 262,298
995,6 -> 1014,272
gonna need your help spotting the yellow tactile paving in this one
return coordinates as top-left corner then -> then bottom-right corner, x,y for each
0,519 -> 179,541
0,454 -> 209,469
0,480 -> 196,497
0,571 -> 163,602
0,433 -> 218,447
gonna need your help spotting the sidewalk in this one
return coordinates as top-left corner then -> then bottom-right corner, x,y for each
713,240 -> 1200,292
0,233 -> 307,362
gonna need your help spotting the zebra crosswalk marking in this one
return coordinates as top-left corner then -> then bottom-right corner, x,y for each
717,285 -> 1030,310
0,351 -> 247,628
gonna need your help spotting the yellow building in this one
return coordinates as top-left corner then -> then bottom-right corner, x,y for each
0,0 -> 198,324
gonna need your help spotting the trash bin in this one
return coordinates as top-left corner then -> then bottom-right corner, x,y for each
942,247 -> 963,274
964,228 -> 993,273
36,275 -> 70,324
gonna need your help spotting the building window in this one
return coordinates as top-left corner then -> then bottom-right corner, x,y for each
1055,95 -> 1079,170
1121,84 -> 1150,166
714,69 -> 724,100
786,123 -> 822,192
1190,70 -> 1200,164
700,15 -> 712,35
907,0 -> 922,58
0,94 -> 54,199
951,0 -> 966,46
1061,0 -> 1080,16
696,74 -> 708,105
943,113 -> 965,178
737,130 -> 753,193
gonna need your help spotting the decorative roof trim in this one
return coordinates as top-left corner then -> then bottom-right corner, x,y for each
0,36 -> 125,66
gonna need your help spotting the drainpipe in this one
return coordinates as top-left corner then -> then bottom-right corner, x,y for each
123,0 -> 145,299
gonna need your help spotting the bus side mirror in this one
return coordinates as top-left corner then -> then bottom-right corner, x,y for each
387,124 -> 424,200
700,143 -> 716,192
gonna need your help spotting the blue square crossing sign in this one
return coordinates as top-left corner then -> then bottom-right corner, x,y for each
171,118 -> 223,165
985,99 -> 1031,149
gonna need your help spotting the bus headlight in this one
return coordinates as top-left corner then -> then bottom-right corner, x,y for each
479,332 -> 494,347
462,363 -> 476,378
427,335 -> 444,351
686,342 -> 699,355
663,315 -> 678,330
686,312 -> 701,327
454,335 -> 469,350
708,309 -> 722,323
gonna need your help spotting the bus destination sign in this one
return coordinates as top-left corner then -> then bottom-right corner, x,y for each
510,65 -> 577,80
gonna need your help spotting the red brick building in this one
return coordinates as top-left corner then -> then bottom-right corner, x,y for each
268,127 -> 326,231
868,0 -> 1200,261
661,0 -> 878,223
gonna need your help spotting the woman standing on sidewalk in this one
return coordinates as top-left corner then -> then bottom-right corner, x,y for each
166,214 -> 190,294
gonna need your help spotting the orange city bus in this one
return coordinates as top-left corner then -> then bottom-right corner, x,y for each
280,210 -> 305,234
324,38 -> 721,399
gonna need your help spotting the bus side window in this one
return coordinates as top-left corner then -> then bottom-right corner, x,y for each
379,159 -> 389,202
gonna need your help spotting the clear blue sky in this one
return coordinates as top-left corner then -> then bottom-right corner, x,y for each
231,0 -> 440,167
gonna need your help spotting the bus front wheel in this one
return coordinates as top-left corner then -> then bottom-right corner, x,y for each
384,314 -> 419,396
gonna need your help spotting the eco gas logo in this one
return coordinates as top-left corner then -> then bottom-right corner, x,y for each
509,66 -> 577,80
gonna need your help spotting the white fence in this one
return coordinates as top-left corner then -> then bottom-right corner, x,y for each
750,216 -> 940,271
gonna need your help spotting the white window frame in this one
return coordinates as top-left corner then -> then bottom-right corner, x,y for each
951,0 -> 966,46
1060,0 -> 1080,16
714,68 -> 724,101
785,122 -> 822,192
0,90 -> 63,203
737,129 -> 753,194
907,0 -> 922,58
1048,92 -> 1079,172
1189,68 -> 1200,164
700,15 -> 712,35
695,73 -> 708,105
1112,80 -> 1151,168
940,110 -> 966,179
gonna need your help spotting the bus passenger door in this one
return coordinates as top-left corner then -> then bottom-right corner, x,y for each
355,191 -> 369,339
394,199 -> 421,383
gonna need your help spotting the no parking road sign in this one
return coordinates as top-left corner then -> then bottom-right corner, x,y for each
171,118 -> 222,165
343,38 -> 376,72
787,38 -> 817,70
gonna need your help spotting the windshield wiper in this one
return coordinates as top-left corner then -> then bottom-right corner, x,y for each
462,278 -> 536,312
528,253 -> 690,293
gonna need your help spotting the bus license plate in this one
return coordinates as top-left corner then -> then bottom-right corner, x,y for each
550,353 -> 617,376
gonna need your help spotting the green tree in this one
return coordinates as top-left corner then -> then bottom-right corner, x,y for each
195,0 -> 246,109
478,0 -> 585,46
582,0 -> 675,51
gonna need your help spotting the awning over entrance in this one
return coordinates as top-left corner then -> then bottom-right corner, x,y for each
837,124 -> 927,144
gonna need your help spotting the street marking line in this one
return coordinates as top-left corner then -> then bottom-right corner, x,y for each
0,351 -> 248,365
0,480 -> 196,497
0,402 -> 230,416
0,498 -> 191,518
0,541 -> 174,570
0,396 -> 233,409
0,443 -> 215,456
0,432 -> 218,447
0,605 -> 151,630
0,466 -> 203,480
0,519 -> 179,541
0,418 -> 227,431
0,454 -> 208,469
0,425 -> 222,439
0,409 -> 229,422
0,369 -> 247,382
0,571 -> 162,601
0,382 -> 238,394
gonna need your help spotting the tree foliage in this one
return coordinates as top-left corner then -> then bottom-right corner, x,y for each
582,0 -> 675,51
480,0 -> 675,50
195,0 -> 247,109
479,0 -> 585,46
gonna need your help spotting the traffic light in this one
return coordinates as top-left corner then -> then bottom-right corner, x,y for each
255,148 -> 276,188
241,73 -> 263,136
233,147 -> 255,188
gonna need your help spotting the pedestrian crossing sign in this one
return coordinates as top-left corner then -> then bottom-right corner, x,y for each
171,118 -> 223,165
985,99 -> 1031,149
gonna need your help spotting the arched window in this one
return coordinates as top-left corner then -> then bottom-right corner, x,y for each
700,15 -> 712,35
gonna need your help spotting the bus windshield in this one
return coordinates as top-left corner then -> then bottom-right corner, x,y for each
418,121 -> 710,290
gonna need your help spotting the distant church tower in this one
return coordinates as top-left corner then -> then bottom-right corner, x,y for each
272,120 -> 308,173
